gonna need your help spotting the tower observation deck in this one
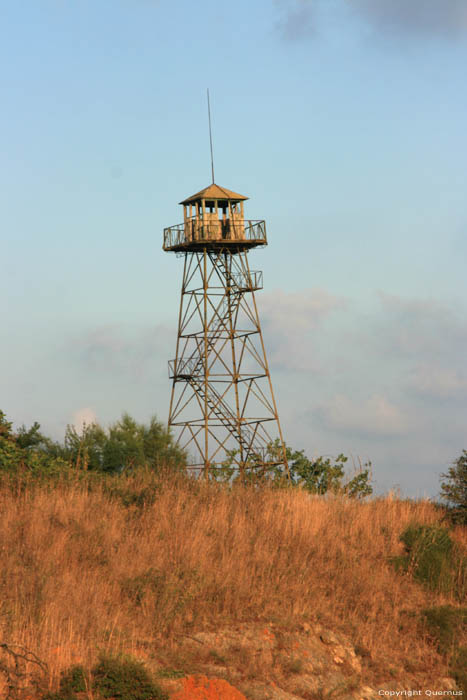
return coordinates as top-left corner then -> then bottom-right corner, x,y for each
163,184 -> 267,254
164,182 -> 289,479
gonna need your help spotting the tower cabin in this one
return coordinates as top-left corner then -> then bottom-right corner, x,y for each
163,183 -> 267,253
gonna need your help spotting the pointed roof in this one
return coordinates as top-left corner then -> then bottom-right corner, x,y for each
180,183 -> 248,205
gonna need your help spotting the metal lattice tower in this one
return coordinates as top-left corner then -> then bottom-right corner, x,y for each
163,183 -> 288,478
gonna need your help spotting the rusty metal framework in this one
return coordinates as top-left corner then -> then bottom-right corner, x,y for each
164,186 -> 288,479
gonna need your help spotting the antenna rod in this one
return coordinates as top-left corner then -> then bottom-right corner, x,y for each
207,88 -> 215,184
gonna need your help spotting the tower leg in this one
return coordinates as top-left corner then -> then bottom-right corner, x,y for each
203,248 -> 209,479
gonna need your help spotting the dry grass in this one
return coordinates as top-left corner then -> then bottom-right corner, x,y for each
0,471 -> 464,693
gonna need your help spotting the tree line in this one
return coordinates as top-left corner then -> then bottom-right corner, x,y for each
0,410 -> 185,476
0,408 -> 465,515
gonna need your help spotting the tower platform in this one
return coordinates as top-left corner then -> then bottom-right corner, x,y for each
163,219 -> 267,253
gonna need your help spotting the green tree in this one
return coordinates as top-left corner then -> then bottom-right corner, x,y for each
440,450 -> 467,524
285,447 -> 372,497
288,449 -> 347,493
63,413 -> 186,473
16,421 -> 47,449
63,422 -> 108,471
0,410 -> 67,475
344,466 -> 374,499
0,410 -> 186,477
0,410 -> 23,471
0,410 -> 13,439
209,439 -> 373,497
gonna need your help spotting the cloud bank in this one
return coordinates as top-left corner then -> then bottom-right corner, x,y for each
259,288 -> 467,495
277,0 -> 467,40
316,393 -> 410,437
351,0 -> 467,38
277,0 -> 316,40
260,288 -> 346,371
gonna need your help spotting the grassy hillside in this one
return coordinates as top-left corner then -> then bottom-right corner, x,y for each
0,470 -> 465,697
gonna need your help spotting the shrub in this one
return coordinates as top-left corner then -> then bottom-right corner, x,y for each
103,482 -> 158,509
391,524 -> 466,599
120,569 -> 166,606
91,654 -> 168,700
420,606 -> 467,655
216,440 -> 374,497
451,646 -> 467,694
59,664 -> 87,694
420,607 -> 467,694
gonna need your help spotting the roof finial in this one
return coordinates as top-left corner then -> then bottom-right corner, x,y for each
207,88 -> 215,184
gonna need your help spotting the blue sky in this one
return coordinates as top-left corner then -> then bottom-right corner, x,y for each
1,0 -> 466,497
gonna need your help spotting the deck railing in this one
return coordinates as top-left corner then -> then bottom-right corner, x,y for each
163,219 -> 267,250
230,270 -> 263,291
168,357 -> 201,378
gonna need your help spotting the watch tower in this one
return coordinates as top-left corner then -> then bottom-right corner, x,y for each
163,182 -> 288,478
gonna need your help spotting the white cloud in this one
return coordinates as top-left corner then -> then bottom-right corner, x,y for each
373,292 -> 467,358
261,287 -> 344,330
316,393 -> 410,437
70,322 -> 174,380
259,287 -> 346,371
407,365 -> 467,400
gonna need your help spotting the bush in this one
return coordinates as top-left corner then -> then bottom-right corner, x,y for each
451,646 -> 467,694
60,665 -> 87,694
420,607 -> 467,694
103,482 -> 159,509
41,657 -> 167,700
421,606 -> 467,655
284,447 -> 372,497
391,524 -> 466,600
91,654 -> 168,700
213,440 -> 373,498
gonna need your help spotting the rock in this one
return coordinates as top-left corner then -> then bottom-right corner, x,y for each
244,681 -> 304,700
320,630 -> 340,645
165,622 -> 458,700
287,673 -> 320,696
